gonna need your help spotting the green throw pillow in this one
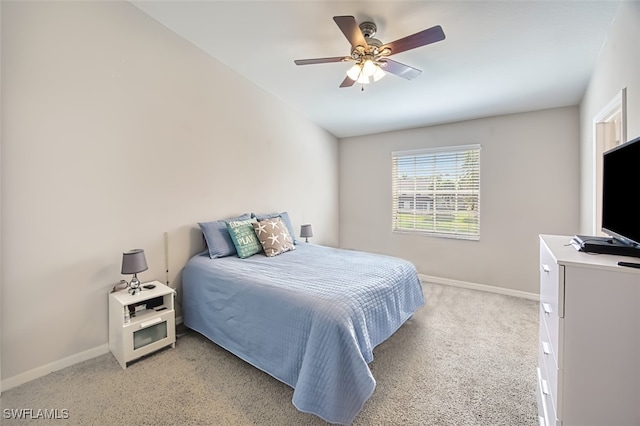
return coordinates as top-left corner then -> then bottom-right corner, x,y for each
226,218 -> 262,258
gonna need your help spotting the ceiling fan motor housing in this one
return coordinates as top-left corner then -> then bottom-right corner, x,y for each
351,21 -> 385,62
359,22 -> 383,47
359,21 -> 377,38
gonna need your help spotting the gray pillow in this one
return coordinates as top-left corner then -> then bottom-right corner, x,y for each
198,213 -> 250,258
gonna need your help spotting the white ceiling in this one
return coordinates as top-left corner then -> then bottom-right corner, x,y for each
132,0 -> 621,138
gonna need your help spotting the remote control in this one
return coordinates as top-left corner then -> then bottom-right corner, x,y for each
142,284 -> 156,289
617,261 -> 640,269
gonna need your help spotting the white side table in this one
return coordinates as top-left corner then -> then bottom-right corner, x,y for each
109,280 -> 176,369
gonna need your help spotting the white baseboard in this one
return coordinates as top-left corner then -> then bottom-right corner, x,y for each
2,317 -> 185,393
1,344 -> 109,393
420,274 -> 539,301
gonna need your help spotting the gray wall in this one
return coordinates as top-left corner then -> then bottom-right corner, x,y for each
1,2 -> 338,386
339,107 -> 580,295
579,0 -> 640,233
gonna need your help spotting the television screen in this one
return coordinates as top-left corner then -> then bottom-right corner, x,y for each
602,135 -> 640,246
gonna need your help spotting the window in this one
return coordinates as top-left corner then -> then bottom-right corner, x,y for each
392,145 -> 481,240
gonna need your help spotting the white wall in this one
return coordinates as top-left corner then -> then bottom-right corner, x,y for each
339,107 -> 580,295
579,0 -> 640,233
0,0 -> 3,392
0,1 -> 338,387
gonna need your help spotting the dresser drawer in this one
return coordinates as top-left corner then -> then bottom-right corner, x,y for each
536,367 -> 551,426
539,337 -> 559,421
539,242 -> 565,319
539,303 -> 563,367
538,364 -> 560,426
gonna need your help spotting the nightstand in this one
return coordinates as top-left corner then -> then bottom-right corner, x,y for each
109,280 -> 176,369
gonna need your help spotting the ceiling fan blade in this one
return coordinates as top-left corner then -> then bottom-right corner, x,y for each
379,59 -> 422,80
333,16 -> 368,48
382,25 -> 445,56
294,57 -> 348,66
339,76 -> 356,88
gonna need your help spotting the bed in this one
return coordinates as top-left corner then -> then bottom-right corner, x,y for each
182,242 -> 424,425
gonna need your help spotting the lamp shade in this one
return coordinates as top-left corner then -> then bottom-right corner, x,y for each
121,249 -> 148,275
362,59 -> 376,77
346,64 -> 361,81
300,224 -> 313,239
356,73 -> 371,85
373,65 -> 386,82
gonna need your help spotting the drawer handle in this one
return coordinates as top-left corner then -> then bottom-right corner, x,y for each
541,378 -> 549,396
140,317 -> 163,328
542,341 -> 551,355
542,264 -> 550,273
542,303 -> 552,315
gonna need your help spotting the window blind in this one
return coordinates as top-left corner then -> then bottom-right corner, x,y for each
392,145 -> 481,240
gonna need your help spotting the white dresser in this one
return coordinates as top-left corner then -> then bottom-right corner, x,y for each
537,235 -> 640,426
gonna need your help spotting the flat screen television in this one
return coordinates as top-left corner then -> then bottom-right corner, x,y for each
602,134 -> 640,247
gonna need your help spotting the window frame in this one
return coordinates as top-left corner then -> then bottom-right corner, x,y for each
391,144 -> 481,240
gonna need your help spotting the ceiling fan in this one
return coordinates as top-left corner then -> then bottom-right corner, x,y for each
294,16 -> 445,88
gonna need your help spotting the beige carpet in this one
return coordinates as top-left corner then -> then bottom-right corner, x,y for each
0,283 -> 539,425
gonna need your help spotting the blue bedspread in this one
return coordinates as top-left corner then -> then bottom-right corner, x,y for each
182,244 -> 424,424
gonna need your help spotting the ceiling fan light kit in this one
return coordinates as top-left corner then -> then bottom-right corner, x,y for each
346,59 -> 385,85
294,16 -> 445,89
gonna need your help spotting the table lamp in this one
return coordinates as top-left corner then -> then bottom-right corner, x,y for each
121,249 -> 148,295
300,224 -> 313,243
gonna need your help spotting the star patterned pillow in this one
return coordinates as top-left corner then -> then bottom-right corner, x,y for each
252,216 -> 295,257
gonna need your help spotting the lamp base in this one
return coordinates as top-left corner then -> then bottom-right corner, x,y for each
128,275 -> 141,295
